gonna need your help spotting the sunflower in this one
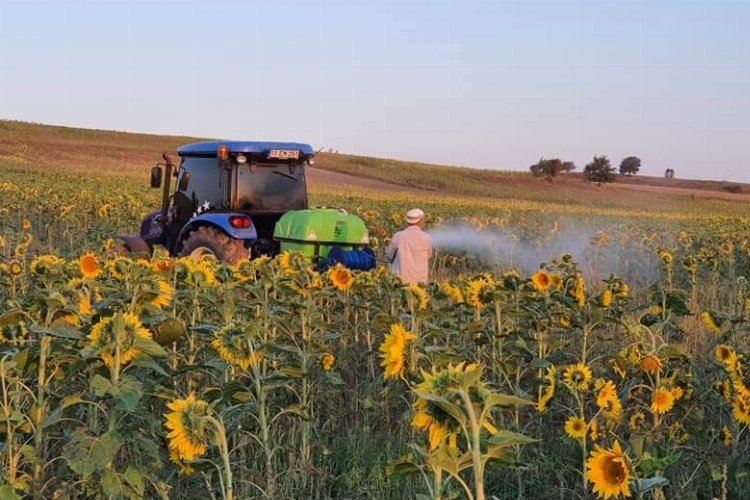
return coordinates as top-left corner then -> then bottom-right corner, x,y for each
328,265 -> 354,291
278,251 -> 296,274
671,386 -> 684,401
165,394 -> 212,461
563,363 -> 592,391
467,276 -> 493,310
716,344 -> 736,366
107,256 -> 130,280
574,276 -> 586,307
564,416 -> 587,440
78,293 -> 93,317
321,352 -> 336,371
379,323 -> 416,379
440,281 -> 464,304
589,419 -> 602,441
651,386 -> 675,415
187,259 -> 216,286
233,260 -> 256,282
648,304 -> 663,315
9,261 -> 23,276
151,280 -> 174,309
0,236 -> 4,249
722,426 -> 733,447
532,270 -> 552,292
211,324 -> 263,370
640,355 -> 662,375
537,366 -> 557,412
733,392 -> 750,426
596,380 -> 622,421
30,254 -> 65,276
151,259 -> 175,275
169,448 -> 195,476
559,314 -> 571,328
407,283 -> 429,310
22,219 -> 31,230
586,441 -> 631,499
629,412 -> 645,431
601,289 -> 613,308
79,252 -> 103,279
87,313 -> 152,368
702,311 -> 721,334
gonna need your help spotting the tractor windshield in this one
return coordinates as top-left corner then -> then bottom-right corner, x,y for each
234,162 -> 308,214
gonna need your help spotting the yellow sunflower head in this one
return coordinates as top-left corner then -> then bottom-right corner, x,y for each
722,425 -> 733,447
466,276 -> 493,310
87,313 -> 152,367
702,311 -> 721,334
640,355 -> 663,375
165,393 -> 212,461
629,412 -> 645,431
321,352 -> 336,372
532,270 -> 552,292
563,363 -> 592,391
733,392 -> 750,426
601,289 -> 613,308
586,441 -> 631,499
79,252 -> 103,279
211,324 -> 263,370
440,281 -> 464,304
30,254 -> 65,277
651,386 -> 675,415
406,283 -> 429,311
328,264 -> 354,291
564,416 -> 587,440
379,323 -> 417,380
22,219 -> 31,230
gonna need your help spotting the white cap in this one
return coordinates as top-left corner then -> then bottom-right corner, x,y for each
406,208 -> 424,224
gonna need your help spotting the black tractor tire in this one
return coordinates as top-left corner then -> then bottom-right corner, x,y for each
179,226 -> 249,264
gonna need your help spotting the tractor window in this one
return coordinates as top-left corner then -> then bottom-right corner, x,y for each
177,157 -> 226,209
235,163 -> 307,214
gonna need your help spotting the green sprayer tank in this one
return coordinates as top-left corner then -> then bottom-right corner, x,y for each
273,208 -> 370,259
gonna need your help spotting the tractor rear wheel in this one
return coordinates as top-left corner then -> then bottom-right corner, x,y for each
179,226 -> 249,264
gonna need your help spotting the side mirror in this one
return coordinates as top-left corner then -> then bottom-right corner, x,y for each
178,172 -> 191,191
150,166 -> 163,188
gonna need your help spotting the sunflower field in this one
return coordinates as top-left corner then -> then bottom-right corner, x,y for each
4,152 -> 750,499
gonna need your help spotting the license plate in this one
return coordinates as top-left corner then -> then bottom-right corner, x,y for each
268,149 -> 300,160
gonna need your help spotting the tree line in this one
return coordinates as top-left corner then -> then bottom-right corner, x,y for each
529,155 -> 650,184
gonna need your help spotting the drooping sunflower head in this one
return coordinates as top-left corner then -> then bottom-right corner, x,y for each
716,344 -> 736,366
379,323 -> 417,380
329,264 -> 354,292
640,355 -> 663,375
30,254 -> 66,278
79,252 -> 103,279
165,394 -> 213,462
629,412 -> 645,431
187,259 -> 217,287
440,281 -> 464,304
564,416 -> 587,440
151,280 -> 174,309
722,425 -> 733,447
107,256 -> 131,280
702,311 -> 722,334
651,386 -> 675,415
211,324 -> 263,370
87,312 -> 152,367
563,363 -> 592,391
466,276 -> 493,310
732,392 -> 750,426
406,283 -> 429,311
586,441 -> 631,499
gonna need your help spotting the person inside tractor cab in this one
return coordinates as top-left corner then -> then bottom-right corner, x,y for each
385,208 -> 433,284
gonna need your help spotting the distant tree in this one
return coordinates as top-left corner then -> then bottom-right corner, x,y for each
583,155 -> 616,184
664,168 -> 675,179
619,156 -> 641,175
529,158 -> 576,179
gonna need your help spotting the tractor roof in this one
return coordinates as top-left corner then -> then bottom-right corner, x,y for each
177,141 -> 314,156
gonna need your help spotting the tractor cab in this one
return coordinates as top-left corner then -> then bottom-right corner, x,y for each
122,141 -> 315,263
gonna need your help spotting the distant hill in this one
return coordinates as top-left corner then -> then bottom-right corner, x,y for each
2,119 -> 750,210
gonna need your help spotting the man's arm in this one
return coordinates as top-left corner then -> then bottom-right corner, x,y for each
385,233 -> 400,263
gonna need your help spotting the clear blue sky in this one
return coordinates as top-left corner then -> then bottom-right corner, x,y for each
1,0 -> 748,181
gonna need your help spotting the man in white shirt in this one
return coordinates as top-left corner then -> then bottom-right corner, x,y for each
385,208 -> 433,284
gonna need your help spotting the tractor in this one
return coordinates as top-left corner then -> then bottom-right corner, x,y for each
120,141 -> 374,268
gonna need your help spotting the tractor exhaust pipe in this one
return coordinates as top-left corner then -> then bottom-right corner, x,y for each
160,153 -> 174,223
